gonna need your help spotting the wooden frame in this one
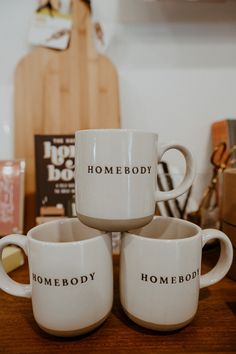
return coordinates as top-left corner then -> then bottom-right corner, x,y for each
0,160 -> 25,236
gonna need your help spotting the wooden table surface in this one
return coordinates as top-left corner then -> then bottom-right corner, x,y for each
0,246 -> 235,354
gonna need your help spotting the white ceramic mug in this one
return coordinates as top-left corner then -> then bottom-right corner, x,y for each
0,218 -> 113,336
75,129 -> 195,231
120,216 -> 233,331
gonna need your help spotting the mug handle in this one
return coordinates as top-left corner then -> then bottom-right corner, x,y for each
0,235 -> 32,298
200,229 -> 233,289
155,143 -> 195,202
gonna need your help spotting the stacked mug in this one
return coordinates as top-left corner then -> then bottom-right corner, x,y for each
0,129 -> 233,336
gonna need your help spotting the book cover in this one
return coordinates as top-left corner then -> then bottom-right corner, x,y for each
34,135 -> 76,218
0,160 -> 25,236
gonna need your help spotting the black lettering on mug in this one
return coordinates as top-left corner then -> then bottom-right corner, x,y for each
125,167 -> 130,174
87,165 -> 152,175
80,276 -> 87,284
90,272 -> 95,280
62,279 -> 69,286
116,166 -> 122,174
95,166 -> 102,174
105,166 -> 113,174
88,166 -> 93,173
37,276 -> 43,284
140,167 -> 147,174
54,279 -> 60,286
132,167 -> 139,174
140,268 -> 200,285
71,278 -> 79,285
160,277 -> 168,284
32,272 -> 96,287
185,274 -> 191,281
150,276 -> 158,283
141,273 -> 148,281
44,278 -> 52,286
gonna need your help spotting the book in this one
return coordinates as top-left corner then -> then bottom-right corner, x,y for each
211,119 -> 236,163
34,135 -> 76,219
2,246 -> 24,273
0,160 -> 25,236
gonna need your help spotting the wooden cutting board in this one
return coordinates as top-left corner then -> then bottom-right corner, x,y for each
14,0 -> 120,231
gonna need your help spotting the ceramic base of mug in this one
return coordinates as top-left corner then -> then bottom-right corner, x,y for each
37,314 -> 109,337
124,309 -> 194,331
78,213 -> 153,232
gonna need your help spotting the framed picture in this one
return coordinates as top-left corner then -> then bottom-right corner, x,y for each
0,160 -> 25,236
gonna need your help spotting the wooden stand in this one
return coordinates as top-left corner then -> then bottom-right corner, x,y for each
14,0 -> 120,232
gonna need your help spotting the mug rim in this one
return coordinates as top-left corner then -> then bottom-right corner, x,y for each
75,128 -> 157,136
27,218 -> 109,245
125,216 -> 201,242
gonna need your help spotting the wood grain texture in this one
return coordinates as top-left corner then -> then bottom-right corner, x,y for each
0,250 -> 236,353
14,0 -> 120,231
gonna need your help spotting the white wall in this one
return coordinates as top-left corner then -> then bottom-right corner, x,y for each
0,0 -> 35,159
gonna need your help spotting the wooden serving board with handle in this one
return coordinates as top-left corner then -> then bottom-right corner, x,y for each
14,0 -> 120,231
